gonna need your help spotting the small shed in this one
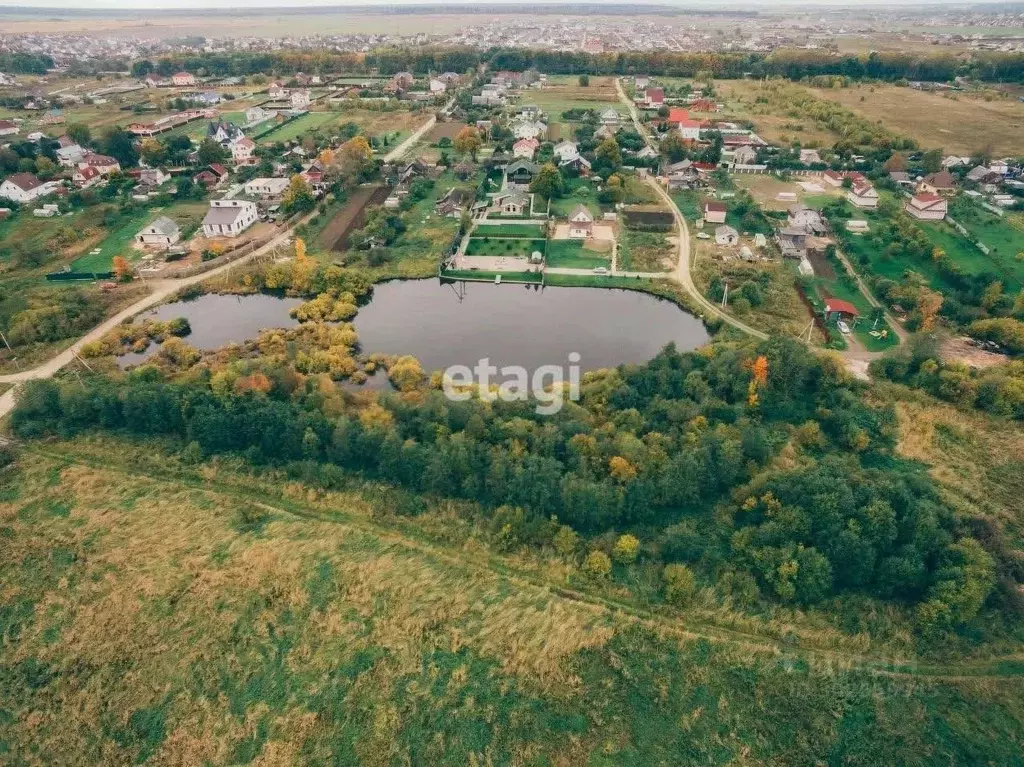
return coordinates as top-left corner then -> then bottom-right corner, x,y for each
823,298 -> 859,321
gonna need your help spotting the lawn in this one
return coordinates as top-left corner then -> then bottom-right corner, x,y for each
550,179 -> 602,218
546,239 -> 610,269
529,75 -> 626,117
802,258 -> 900,352
945,198 -> 1024,289
464,237 -> 546,258
472,223 -> 547,238
256,111 -> 339,143
618,227 -> 674,272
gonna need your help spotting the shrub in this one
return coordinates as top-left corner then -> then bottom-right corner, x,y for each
663,564 -> 697,606
584,550 -> 612,578
612,534 -> 640,564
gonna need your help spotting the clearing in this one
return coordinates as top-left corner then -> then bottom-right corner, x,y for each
317,185 -> 390,251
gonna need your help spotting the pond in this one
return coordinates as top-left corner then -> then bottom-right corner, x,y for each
119,279 -> 711,375
117,293 -> 303,367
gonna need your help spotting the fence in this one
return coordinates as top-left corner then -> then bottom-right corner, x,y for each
45,270 -> 114,282
946,215 -> 991,255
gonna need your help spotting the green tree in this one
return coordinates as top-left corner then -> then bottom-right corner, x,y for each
663,564 -> 697,606
529,163 -> 564,199
197,138 -> 227,166
66,122 -> 91,147
578,74 -> 590,87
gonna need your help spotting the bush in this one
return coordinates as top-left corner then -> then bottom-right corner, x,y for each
584,550 -> 612,578
612,534 -> 640,564
663,564 -> 697,606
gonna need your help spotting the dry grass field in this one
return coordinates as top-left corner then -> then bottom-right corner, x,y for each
530,76 -> 625,116
731,175 -> 843,212
3,435 -> 1024,763
716,80 -> 840,148
806,83 -> 1024,156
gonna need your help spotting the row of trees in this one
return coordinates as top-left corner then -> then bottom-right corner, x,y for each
9,336 -> 1010,636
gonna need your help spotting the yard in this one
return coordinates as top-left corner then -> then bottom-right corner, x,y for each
464,237 -> 546,259
472,223 -> 547,239
529,75 -> 626,117
732,175 -> 843,213
255,111 -> 339,143
545,239 -> 611,269
618,228 -> 675,272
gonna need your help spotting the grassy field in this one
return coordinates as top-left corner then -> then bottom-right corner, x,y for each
529,75 -> 625,117
71,202 -> 207,273
546,239 -> 610,269
2,434 -> 1024,763
806,83 -> 1024,156
617,227 -> 674,272
732,174 -> 843,213
946,198 -> 1024,289
471,223 -> 546,238
716,80 -> 840,148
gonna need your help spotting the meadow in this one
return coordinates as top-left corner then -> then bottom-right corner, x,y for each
545,238 -> 610,269
1,432 -> 1023,764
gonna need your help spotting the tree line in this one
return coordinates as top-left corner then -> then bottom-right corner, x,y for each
10,336 -> 1016,638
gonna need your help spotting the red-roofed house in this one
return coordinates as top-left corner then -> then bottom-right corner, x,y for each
703,200 -> 727,224
0,119 -> 19,136
846,179 -> 879,208
667,107 -> 689,124
73,165 -> 102,188
678,118 -> 703,141
512,137 -> 539,159
79,153 -> 120,175
905,192 -> 948,221
824,299 -> 859,321
643,87 -> 664,107
172,71 -> 196,87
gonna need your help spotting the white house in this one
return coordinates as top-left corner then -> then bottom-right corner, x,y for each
171,72 -> 196,87
245,106 -> 271,125
0,119 -> 18,136
0,172 -> 59,202
513,120 -> 546,140
290,90 -> 311,109
56,143 -> 85,167
787,204 -> 826,235
553,140 -> 579,163
138,168 -> 171,188
512,138 -> 539,160
201,199 -> 258,238
492,190 -> 529,216
715,225 -> 739,246
599,108 -> 620,126
905,193 -> 948,221
135,215 -> 181,247
79,153 -> 120,176
268,82 -> 288,99
231,137 -> 257,165
568,204 -> 594,238
731,145 -> 758,166
846,179 -> 879,208
244,177 -> 290,197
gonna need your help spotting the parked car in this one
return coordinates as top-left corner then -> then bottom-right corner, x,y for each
592,266 -> 609,275
837,320 -> 851,335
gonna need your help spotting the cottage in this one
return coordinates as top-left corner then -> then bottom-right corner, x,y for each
0,119 -> 17,136
636,145 -> 658,160
799,149 -> 822,165
702,201 -> 727,224
513,120 -> 547,140
290,90 -> 311,109
391,72 -> 415,90
492,190 -> 530,216
599,108 -> 621,126
0,172 -> 59,202
904,192 -> 948,221
917,170 -> 956,197
135,216 -> 181,247
429,78 -> 447,94
231,137 -> 257,165
568,205 -> 595,238
643,87 -> 664,108
505,159 -> 537,188
244,177 -> 290,197
560,154 -> 591,174
966,166 -> 1001,186
193,164 -> 229,189
678,118 -> 703,141
731,145 -> 758,166
73,166 -> 102,188
846,179 -> 879,208
138,168 -> 171,188
171,71 -> 196,87
889,171 -> 914,188
245,106 -> 271,125
268,82 -> 288,99
776,227 -> 808,259
512,138 -> 539,160
208,120 -> 244,146
201,199 -> 258,238
56,143 -> 85,167
79,153 -> 120,175
715,225 -> 739,246
634,75 -> 650,89
553,140 -> 579,163
434,187 -> 474,218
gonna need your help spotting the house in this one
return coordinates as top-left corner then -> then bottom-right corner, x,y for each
917,170 -> 957,197
513,138 -> 539,160
636,145 -> 658,160
715,225 -> 739,246
846,179 -> 879,208
194,164 -> 229,189
79,153 -> 120,176
439,72 -> 462,86
678,118 -> 703,141
492,190 -> 529,216
56,143 -> 85,167
731,145 -> 758,166
245,106 -> 271,125
822,169 -> 862,188
889,171 -> 914,188
599,108 -> 621,126
138,168 -> 171,188
429,78 -> 447,94
702,201 -> 727,224
290,90 -> 311,109
72,166 -> 102,188
560,154 -> 591,173
391,72 -> 415,90
196,91 -> 221,106
787,204 -> 826,235
505,159 -> 537,188
244,177 -> 290,197
135,216 -> 181,247
201,199 -> 258,238
643,87 -> 664,107
799,149 -> 822,165
823,299 -> 859,322
171,72 -> 196,87
553,140 -> 579,163
268,82 -> 288,99
0,119 -> 17,136
905,192 -> 948,221
776,227 -> 808,259
453,160 -> 475,180
568,205 -> 595,238
209,120 -> 245,147
231,137 -> 257,165
0,172 -> 59,202
966,166 -> 1001,186
513,120 -> 547,140
634,75 -> 650,89
435,187 -> 474,217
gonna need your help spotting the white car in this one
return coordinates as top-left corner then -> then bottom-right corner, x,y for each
592,266 -> 609,275
837,320 -> 851,335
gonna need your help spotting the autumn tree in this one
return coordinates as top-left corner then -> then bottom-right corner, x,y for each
282,175 -> 316,214
529,163 -> 564,199
916,288 -> 943,331
111,255 -> 132,282
594,138 -> 622,173
612,534 -> 640,564
453,126 -> 482,160
663,564 -> 697,606
330,135 -> 373,186
584,550 -> 611,578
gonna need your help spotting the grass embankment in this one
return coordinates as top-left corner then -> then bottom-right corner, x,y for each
1,437 -> 1023,764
